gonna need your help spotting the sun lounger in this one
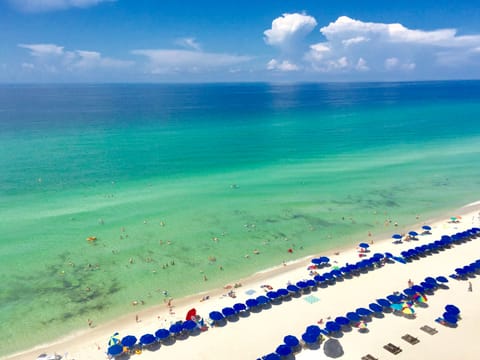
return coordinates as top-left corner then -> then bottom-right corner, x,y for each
361,355 -> 378,360
420,325 -> 438,335
401,334 -> 420,345
383,343 -> 402,355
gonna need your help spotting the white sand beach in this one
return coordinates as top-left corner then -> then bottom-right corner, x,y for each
4,202 -> 480,360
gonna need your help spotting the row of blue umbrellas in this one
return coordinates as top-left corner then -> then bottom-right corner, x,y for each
397,227 -> 480,262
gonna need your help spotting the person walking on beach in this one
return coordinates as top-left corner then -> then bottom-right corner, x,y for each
468,281 -> 472,292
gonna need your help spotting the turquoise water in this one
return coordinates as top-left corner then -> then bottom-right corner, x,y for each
1,81 -> 480,354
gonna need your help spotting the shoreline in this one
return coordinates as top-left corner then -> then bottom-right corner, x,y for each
4,200 -> 480,360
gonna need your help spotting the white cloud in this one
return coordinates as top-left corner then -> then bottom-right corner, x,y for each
18,43 -> 132,72
132,49 -> 251,74
355,58 -> 369,71
8,0 -> 115,12
175,38 -> 202,51
300,16 -> 480,76
18,43 -> 64,57
267,59 -> 300,72
264,13 -> 317,50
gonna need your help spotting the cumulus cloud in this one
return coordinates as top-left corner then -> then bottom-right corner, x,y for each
267,59 -> 300,72
18,43 -> 132,73
264,13 -> 317,50
132,49 -> 251,74
8,0 -> 115,12
301,16 -> 480,76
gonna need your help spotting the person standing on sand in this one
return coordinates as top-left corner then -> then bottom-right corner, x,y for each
468,281 -> 472,292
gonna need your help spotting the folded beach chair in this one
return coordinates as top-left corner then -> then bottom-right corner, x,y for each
383,343 -> 402,355
420,325 -> 438,335
361,355 -> 378,360
401,334 -> 420,345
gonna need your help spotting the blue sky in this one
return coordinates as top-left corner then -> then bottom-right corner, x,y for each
1,0 -> 480,82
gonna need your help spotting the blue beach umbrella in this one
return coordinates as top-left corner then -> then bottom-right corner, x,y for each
422,225 -> 432,231
369,303 -> 383,313
121,335 -> 137,348
222,307 -> 236,317
334,316 -> 350,326
392,234 -> 402,240
276,288 -> 289,297
443,312 -> 458,324
296,281 -> 308,289
319,256 -> 330,263
425,277 -> 437,285
169,323 -> 183,334
325,321 -> 341,333
404,288 -> 416,297
314,274 -> 326,283
286,284 -> 300,293
445,304 -> 460,315
376,298 -> 391,307
387,294 -> 402,303
183,320 -> 197,331
409,231 -> 418,237
245,298 -> 258,308
256,295 -> 270,305
311,258 -> 323,265
302,332 -> 318,344
139,334 -> 156,345
358,242 -> 370,249
233,303 -> 247,312
346,312 -> 361,322
306,279 -> 317,287
436,276 -> 448,283
384,252 -> 394,258
412,285 -> 425,293
155,328 -> 170,340
284,335 -> 300,347
356,308 -> 372,317
107,344 -> 124,356
306,325 -> 321,336
209,311 -> 224,321
275,344 -> 292,356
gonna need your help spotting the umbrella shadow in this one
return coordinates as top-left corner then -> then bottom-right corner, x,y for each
143,343 -> 161,352
226,314 -> 240,322
115,353 -> 131,360
323,338 -> 344,358
160,337 -> 176,346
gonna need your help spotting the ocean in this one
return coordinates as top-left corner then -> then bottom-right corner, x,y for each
1,81 -> 480,355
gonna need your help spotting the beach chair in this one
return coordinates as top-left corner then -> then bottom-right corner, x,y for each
361,355 -> 378,360
420,325 -> 438,335
401,334 -> 420,345
383,343 -> 402,355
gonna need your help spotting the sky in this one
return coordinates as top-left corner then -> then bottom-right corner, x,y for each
1,0 -> 480,82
